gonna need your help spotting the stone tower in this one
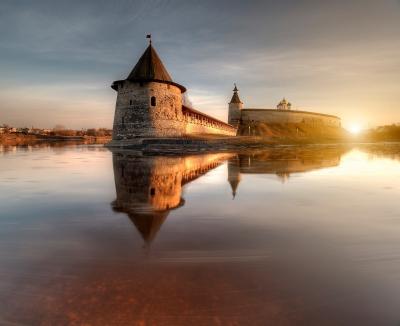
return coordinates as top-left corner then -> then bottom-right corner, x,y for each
110,39 -> 187,144
228,84 -> 243,129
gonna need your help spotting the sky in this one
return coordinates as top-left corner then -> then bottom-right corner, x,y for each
0,0 -> 399,130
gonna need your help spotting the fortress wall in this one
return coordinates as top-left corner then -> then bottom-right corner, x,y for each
184,121 -> 236,136
182,107 -> 237,136
241,109 -> 341,128
112,81 -> 185,141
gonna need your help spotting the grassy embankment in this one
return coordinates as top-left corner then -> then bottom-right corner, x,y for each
241,122 -> 350,144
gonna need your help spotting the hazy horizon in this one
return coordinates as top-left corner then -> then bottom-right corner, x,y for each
1,0 -> 399,131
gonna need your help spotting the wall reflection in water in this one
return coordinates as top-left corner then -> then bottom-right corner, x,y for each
111,146 -> 348,243
228,146 -> 347,193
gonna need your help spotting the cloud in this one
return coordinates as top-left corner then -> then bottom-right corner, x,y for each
0,0 -> 399,128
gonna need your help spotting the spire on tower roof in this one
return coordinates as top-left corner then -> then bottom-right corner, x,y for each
229,83 -> 242,104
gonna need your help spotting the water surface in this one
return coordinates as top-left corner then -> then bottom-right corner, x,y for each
1,143 -> 400,325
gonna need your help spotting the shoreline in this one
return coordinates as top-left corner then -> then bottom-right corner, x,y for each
2,134 -> 400,154
0,134 -> 111,146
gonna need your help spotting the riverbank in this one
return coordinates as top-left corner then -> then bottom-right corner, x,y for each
0,133 -> 111,146
106,134 -> 354,154
0,127 -> 359,152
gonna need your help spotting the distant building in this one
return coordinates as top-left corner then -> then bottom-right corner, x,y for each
28,128 -> 42,134
276,98 -> 291,111
16,127 -> 29,134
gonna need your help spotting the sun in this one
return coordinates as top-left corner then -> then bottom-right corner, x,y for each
348,124 -> 362,134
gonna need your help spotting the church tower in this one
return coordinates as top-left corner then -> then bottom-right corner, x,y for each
228,84 -> 243,129
110,37 -> 187,145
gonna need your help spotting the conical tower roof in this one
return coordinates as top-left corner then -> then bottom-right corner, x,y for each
128,211 -> 169,245
127,44 -> 173,82
229,84 -> 242,104
228,179 -> 240,199
112,42 -> 186,92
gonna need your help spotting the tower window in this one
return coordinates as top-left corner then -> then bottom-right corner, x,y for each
151,96 -> 156,106
129,100 -> 132,106
150,188 -> 155,196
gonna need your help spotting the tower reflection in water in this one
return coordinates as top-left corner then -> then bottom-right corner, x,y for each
111,152 -> 233,245
111,146 -> 348,245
